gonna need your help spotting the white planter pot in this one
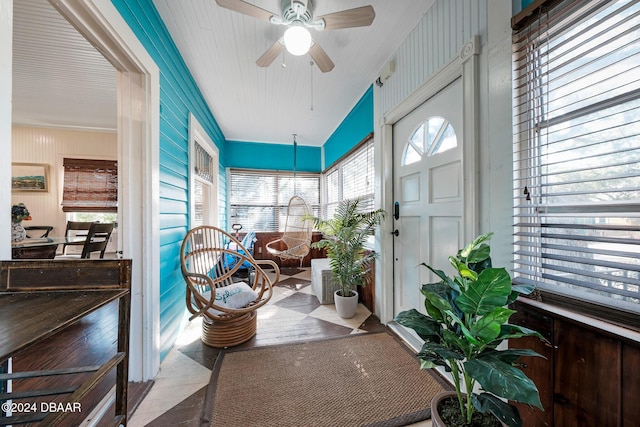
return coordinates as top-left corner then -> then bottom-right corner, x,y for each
334,290 -> 358,318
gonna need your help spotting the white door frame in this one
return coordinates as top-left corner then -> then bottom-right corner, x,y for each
45,0 -> 161,381
376,37 -> 480,332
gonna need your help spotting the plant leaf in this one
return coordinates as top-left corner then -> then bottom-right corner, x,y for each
472,393 -> 523,427
451,257 -> 478,282
416,341 -> 460,371
456,268 -> 511,315
465,358 -> 543,408
445,310 -> 480,346
495,323 -> 549,344
470,307 -> 515,344
423,291 -> 453,322
458,232 -> 493,262
442,328 -> 472,354
478,348 -> 545,365
419,340 -> 464,361
394,309 -> 441,341
421,263 -> 461,293
512,282 -> 536,295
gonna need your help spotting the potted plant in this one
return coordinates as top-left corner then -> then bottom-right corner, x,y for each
306,197 -> 385,318
394,232 -> 545,427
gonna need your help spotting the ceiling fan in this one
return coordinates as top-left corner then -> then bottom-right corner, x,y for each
215,0 -> 376,72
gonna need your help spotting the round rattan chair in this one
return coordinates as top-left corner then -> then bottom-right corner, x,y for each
180,225 -> 280,348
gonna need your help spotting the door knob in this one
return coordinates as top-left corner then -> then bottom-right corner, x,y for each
391,229 -> 399,237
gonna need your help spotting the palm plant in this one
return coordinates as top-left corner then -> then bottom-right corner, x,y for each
306,197 -> 385,297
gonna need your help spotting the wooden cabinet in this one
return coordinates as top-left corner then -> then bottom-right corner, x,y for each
0,259 -> 131,426
510,299 -> 640,427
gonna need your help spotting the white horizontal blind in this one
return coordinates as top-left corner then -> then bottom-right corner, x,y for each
229,169 -> 319,231
513,0 -> 640,312
323,135 -> 374,218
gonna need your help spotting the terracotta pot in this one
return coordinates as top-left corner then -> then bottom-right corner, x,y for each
334,289 -> 358,318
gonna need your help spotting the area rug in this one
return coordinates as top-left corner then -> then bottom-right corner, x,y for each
203,333 -> 449,427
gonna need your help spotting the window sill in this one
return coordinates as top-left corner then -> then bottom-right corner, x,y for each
517,294 -> 640,345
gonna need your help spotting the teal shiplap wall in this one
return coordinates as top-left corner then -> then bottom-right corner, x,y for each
323,86 -> 374,169
111,0 -> 227,360
227,141 -> 321,172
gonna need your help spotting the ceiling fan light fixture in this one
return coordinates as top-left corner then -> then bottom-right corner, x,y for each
283,25 -> 312,56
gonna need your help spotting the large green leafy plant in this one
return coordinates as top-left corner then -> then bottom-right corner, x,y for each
306,197 -> 385,297
395,232 -> 545,427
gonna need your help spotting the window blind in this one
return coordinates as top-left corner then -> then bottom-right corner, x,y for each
61,158 -> 118,213
229,169 -> 320,231
194,142 -> 215,183
323,134 -> 374,218
513,0 -> 640,313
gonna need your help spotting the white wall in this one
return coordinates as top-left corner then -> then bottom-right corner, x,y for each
11,126 -> 117,238
377,0 -> 513,266
0,1 -> 12,258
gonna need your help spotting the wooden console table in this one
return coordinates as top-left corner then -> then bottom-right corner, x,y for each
0,259 -> 131,426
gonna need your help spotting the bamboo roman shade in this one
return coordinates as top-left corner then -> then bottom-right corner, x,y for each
61,158 -> 118,212
512,0 -> 640,312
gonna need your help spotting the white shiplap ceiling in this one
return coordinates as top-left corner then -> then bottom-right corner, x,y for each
12,0 -> 117,131
13,0 -> 435,146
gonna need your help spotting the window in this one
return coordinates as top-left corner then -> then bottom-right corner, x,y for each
229,169 -> 320,231
513,0 -> 640,316
61,158 -> 117,212
192,142 -> 215,227
402,116 -> 457,165
189,113 -> 219,228
323,134 -> 374,218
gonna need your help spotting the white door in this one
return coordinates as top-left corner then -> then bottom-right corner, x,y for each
392,78 -> 464,317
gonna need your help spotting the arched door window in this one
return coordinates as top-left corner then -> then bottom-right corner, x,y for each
402,116 -> 457,165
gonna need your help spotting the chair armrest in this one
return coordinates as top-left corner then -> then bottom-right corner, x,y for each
254,259 -> 280,286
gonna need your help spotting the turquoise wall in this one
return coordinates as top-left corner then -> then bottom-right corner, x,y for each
323,86 -> 374,169
112,0 -> 227,360
111,0 -> 372,360
227,141 -> 321,172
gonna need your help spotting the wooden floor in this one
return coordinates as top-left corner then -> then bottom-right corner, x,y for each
4,268 -> 396,426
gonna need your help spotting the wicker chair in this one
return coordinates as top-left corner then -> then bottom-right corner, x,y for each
266,195 -> 313,265
180,226 -> 280,348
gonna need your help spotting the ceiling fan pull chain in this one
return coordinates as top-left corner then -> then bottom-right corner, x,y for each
310,61 -> 314,111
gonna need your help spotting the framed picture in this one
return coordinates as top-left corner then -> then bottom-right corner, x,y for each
11,163 -> 49,192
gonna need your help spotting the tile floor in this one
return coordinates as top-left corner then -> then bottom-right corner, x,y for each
128,268 -> 432,427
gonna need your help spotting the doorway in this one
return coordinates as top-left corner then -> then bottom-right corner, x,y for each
379,37 -> 480,347
392,78 -> 464,317
48,0 -> 161,381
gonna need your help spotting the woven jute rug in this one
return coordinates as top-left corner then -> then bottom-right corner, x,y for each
203,333 -> 449,427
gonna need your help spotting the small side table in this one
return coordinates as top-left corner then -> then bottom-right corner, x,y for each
311,258 -> 340,304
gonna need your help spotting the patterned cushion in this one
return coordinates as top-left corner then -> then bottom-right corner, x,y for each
202,282 -> 258,315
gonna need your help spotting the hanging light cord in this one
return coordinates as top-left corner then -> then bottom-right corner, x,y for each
293,134 -> 298,194
310,61 -> 314,111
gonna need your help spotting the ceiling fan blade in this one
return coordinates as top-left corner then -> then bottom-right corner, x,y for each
215,0 -> 276,22
256,39 -> 284,67
316,5 -> 375,30
309,42 -> 334,73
